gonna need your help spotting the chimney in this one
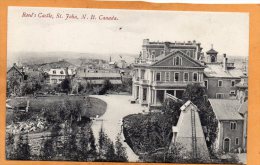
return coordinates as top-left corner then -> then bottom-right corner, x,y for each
223,54 -> 228,71
143,39 -> 149,45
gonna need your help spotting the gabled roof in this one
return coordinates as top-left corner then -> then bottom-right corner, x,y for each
177,100 -> 204,137
204,64 -> 244,78
151,50 -> 204,67
7,65 -> 24,76
180,100 -> 198,111
209,99 -> 243,120
206,48 -> 218,54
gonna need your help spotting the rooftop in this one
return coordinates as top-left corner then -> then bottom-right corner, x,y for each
206,48 -> 218,54
209,99 -> 243,121
47,68 -> 74,76
204,63 -> 244,78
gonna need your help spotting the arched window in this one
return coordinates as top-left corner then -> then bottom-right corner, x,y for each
224,138 -> 230,152
173,56 -> 182,66
211,56 -> 216,63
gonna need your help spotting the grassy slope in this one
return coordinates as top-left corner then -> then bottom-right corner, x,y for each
6,96 -> 107,124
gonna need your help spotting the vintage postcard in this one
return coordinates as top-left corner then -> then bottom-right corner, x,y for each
5,6 -> 249,164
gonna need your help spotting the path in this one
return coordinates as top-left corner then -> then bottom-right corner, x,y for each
91,94 -> 144,162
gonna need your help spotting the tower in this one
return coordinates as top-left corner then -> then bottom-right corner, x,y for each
206,44 -> 218,63
170,101 -> 210,161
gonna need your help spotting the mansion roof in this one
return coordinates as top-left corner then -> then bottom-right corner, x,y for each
204,64 -> 244,78
134,50 -> 205,69
209,99 -> 243,121
47,68 -> 73,76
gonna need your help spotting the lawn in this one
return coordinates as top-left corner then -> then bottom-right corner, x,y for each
6,95 -> 107,124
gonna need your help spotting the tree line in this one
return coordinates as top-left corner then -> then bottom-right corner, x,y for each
6,125 -> 128,162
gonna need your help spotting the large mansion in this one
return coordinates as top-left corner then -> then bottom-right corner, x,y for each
132,39 -> 247,106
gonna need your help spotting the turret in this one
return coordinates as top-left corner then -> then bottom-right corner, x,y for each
206,44 -> 218,63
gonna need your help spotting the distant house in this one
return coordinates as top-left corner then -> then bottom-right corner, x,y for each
77,72 -> 122,86
45,68 -> 74,85
170,100 -> 210,160
7,63 -> 27,83
209,99 -> 244,153
204,50 -> 244,99
7,63 -> 28,96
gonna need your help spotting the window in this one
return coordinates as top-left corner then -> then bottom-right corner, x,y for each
52,79 -> 57,84
161,50 -> 164,55
235,138 -> 239,145
230,90 -> 236,96
193,73 -> 198,82
156,72 -> 161,81
53,70 -> 56,74
173,56 -> 182,66
151,50 -> 155,55
165,72 -> 170,82
184,72 -> 189,82
216,93 -> 224,99
204,80 -> 208,89
174,72 -> 180,82
218,80 -> 223,87
231,80 -> 236,87
60,71 -> 64,74
230,122 -> 237,130
141,70 -> 145,80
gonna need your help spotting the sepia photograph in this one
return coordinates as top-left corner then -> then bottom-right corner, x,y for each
6,7 -> 248,164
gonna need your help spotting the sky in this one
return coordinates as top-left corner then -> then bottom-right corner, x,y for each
8,7 -> 249,63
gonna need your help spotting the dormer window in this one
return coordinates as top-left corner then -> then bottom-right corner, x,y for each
173,56 -> 182,66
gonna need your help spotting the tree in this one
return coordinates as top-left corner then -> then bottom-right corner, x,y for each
161,98 -> 183,126
98,79 -> 113,95
40,138 -> 55,160
98,126 -> 106,155
114,134 -> 128,162
61,77 -> 71,94
88,128 -> 97,157
7,76 -> 21,96
6,133 -> 15,160
104,141 -> 116,161
182,83 -> 218,154
15,134 -> 31,160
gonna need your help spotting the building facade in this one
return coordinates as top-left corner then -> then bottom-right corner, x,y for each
204,50 -> 245,99
45,68 -> 75,85
132,39 -> 205,107
209,99 -> 244,153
